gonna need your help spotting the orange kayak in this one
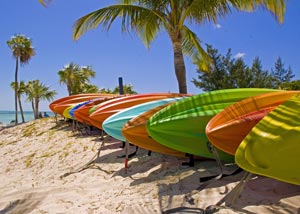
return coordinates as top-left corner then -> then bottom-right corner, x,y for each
89,93 -> 188,130
52,94 -> 115,116
206,90 -> 299,155
49,93 -> 102,112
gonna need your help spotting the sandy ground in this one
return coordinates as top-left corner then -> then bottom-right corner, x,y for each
0,117 -> 299,214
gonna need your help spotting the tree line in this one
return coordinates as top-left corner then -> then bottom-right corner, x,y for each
6,34 -> 137,124
192,45 -> 300,91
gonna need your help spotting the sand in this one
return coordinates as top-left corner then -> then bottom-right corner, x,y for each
0,117 -> 299,214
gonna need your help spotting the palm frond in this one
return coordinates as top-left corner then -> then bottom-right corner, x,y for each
181,26 -> 211,71
73,4 -> 164,42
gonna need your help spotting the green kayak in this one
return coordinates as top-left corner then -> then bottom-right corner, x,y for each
147,88 -> 277,162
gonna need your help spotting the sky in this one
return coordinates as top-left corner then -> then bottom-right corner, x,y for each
1,0 -> 299,111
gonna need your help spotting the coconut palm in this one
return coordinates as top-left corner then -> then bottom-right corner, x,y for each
72,0 -> 286,94
7,34 -> 35,124
25,80 -> 57,119
58,62 -> 96,95
10,81 -> 27,123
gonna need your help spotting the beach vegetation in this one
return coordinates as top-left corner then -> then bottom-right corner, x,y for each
7,34 -> 35,124
10,81 -> 27,123
70,0 -> 286,94
99,83 -> 138,94
192,45 -> 298,91
38,151 -> 57,158
25,153 -> 36,168
58,62 -> 98,95
22,123 -> 36,137
25,80 -> 57,119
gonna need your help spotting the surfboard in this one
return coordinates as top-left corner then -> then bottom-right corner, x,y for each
147,88 -> 277,162
235,93 -> 300,185
89,93 -> 188,130
206,90 -> 297,155
102,97 -> 188,142
122,103 -> 187,157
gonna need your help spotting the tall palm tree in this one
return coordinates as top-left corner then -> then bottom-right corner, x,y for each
7,34 -> 35,124
72,0 -> 286,94
10,81 -> 27,123
58,62 -> 96,95
26,80 -> 57,119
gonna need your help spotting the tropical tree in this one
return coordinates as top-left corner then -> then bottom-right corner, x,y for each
58,62 -> 97,95
71,0 -> 286,94
10,81 -> 27,123
25,80 -> 57,119
99,83 -> 138,94
271,57 -> 295,89
7,34 -> 35,124
192,45 -> 276,91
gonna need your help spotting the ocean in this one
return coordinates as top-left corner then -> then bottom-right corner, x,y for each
0,110 -> 54,126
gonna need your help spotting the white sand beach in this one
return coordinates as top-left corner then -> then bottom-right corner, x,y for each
0,117 -> 299,214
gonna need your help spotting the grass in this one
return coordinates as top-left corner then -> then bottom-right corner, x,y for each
22,124 -> 36,137
25,153 -> 36,168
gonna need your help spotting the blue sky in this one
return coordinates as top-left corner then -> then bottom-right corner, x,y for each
1,0 -> 299,111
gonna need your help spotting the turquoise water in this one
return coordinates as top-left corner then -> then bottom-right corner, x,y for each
0,111 -> 54,126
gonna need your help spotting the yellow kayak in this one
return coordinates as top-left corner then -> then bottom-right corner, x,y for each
235,93 -> 300,185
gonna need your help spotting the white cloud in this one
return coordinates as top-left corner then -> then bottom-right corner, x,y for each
214,24 -> 222,29
234,52 -> 246,59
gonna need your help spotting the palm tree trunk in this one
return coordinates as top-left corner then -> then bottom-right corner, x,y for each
172,40 -> 187,94
18,95 -> 25,123
31,100 -> 35,115
34,98 -> 39,119
14,58 -> 19,124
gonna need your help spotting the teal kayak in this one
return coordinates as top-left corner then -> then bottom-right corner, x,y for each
147,88 -> 277,162
102,97 -> 188,141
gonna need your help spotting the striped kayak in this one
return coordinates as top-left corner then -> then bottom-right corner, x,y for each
122,103 -> 187,157
206,90 -> 298,155
235,93 -> 300,185
103,97 -> 188,142
89,93 -> 188,130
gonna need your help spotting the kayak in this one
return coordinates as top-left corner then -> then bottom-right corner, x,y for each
122,103 -> 187,157
103,97 -> 188,141
147,88 -> 277,162
89,93 -> 188,130
206,90 -> 297,155
235,93 -> 300,185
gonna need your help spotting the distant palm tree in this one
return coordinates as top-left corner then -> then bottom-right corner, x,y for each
10,81 -> 27,123
7,34 -> 35,124
58,62 -> 96,95
72,0 -> 286,94
25,80 -> 56,119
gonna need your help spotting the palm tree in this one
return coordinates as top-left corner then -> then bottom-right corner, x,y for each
72,0 -> 286,94
25,80 -> 57,119
10,81 -> 27,123
7,34 -> 35,124
58,62 -> 96,95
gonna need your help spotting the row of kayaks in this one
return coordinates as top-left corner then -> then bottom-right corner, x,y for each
49,88 -> 300,185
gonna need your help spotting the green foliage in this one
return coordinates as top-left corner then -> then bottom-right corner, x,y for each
281,80 -> 300,90
271,57 -> 295,89
25,80 -> 57,119
72,0 -> 286,94
99,83 -> 138,94
58,62 -> 97,95
7,34 -> 35,124
192,45 -> 296,91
